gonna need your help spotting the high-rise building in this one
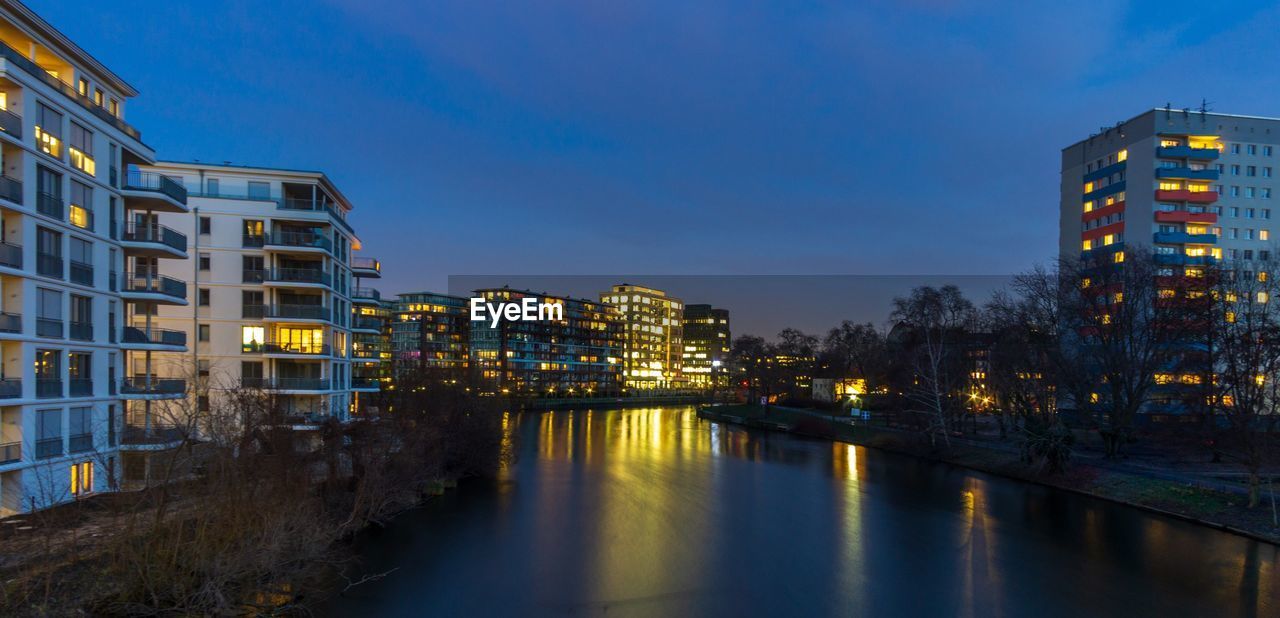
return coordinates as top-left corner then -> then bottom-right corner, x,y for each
471,288 -> 623,396
0,0 -> 185,514
599,284 -> 684,390
391,292 -> 470,384
681,304 -> 730,389
141,162 -> 365,430
350,256 -> 388,417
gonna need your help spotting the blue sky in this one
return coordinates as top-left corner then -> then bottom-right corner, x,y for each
28,0 -> 1280,296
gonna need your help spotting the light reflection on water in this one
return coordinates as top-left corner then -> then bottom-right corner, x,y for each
324,406 -> 1280,617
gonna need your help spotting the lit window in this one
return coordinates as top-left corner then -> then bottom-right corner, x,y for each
1258,292 -> 1269,304
1263,230 -> 1271,241
68,123 -> 94,175
70,461 -> 93,496
35,103 -> 62,158
1113,251 -> 1125,263
1117,149 -> 1128,162
242,325 -> 265,352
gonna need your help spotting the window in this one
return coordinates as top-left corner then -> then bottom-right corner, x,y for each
35,103 -> 62,157
242,219 -> 264,247
37,165 -> 62,219
37,408 -> 62,459
69,236 -> 92,285
68,123 -> 95,174
206,178 -> 219,195
1229,228 -> 1239,239
198,288 -> 210,306
1265,167 -> 1273,178
277,327 -> 324,353
1232,144 -> 1241,154
1264,209 -> 1272,219
108,98 -> 119,117
1266,189 -> 1273,199
70,294 -> 92,340
68,181 -> 93,229
242,326 -> 265,352
198,323 -> 210,342
93,88 -> 103,106
1232,165 -> 1241,175
241,361 -> 263,387
1248,166 -> 1257,177
1249,145 -> 1258,156
1247,187 -> 1257,199
1263,230 -> 1271,241
1232,186 -> 1241,197
37,287 -> 62,338
69,350 -> 91,396
198,252 -> 211,271
242,255 -> 264,282
198,359 -> 210,377
70,461 -> 93,496
199,216 -> 211,235
1247,208 -> 1256,219
248,181 -> 270,199
77,78 -> 88,96
1266,146 -> 1275,157
1231,207 -> 1240,217
242,290 -> 264,318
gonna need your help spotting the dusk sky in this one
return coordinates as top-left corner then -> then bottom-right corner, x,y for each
27,0 -> 1280,297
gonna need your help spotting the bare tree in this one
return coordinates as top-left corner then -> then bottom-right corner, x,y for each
890,285 -> 976,448
820,321 -> 886,389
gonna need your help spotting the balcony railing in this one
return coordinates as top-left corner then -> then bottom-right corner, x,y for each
0,107 -> 20,139
123,171 -> 188,204
122,223 -> 188,253
242,268 -> 266,283
352,256 -> 380,273
122,272 -> 187,300
69,260 -> 93,285
69,378 -> 92,397
268,377 -> 331,391
120,377 -> 186,395
35,437 -> 61,459
266,268 -> 329,286
36,317 -> 62,338
242,303 -> 266,318
264,341 -> 331,356
122,326 -> 187,347
36,378 -> 61,398
353,316 -> 382,331
266,229 -> 332,252
69,320 -> 92,341
0,40 -> 142,140
37,191 -> 62,219
0,378 -> 20,398
0,312 -> 19,333
0,241 -> 22,269
68,432 -> 92,453
121,424 -> 185,445
0,175 -> 20,204
36,252 -> 62,278
352,287 -> 381,301
242,234 -> 265,248
267,304 -> 327,320
352,377 -> 380,389
0,441 -> 18,464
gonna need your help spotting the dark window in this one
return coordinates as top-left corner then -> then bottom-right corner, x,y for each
198,252 -> 211,271
198,288 -> 210,306
199,216 -> 211,235
198,324 -> 210,342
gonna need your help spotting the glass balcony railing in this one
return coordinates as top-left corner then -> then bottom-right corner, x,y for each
266,230 -> 332,251
123,170 -> 188,204
266,268 -> 329,286
69,320 -> 92,341
35,437 -> 61,459
0,378 -> 21,399
0,107 -> 20,139
0,440 -> 19,464
122,272 -> 187,300
120,377 -> 186,395
264,341 -> 331,356
69,260 -> 93,286
0,311 -> 19,334
267,304 -> 327,320
122,223 -> 188,253
122,326 -> 187,347
0,175 -> 21,205
0,242 -> 19,269
352,287 -> 381,301
36,252 -> 62,278
68,432 -> 93,453
37,191 -> 62,219
36,378 -> 61,398
36,317 -> 62,338
121,424 -> 184,445
268,377 -> 331,391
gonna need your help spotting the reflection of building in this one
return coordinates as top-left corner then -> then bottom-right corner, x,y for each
681,304 -> 730,389
391,292 -> 470,383
147,162 -> 363,427
599,284 -> 684,390
350,256 -> 388,417
471,288 -> 623,396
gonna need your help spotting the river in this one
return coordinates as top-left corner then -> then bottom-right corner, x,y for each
322,405 -> 1279,617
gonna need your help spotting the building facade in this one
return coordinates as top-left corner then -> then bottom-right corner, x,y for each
0,0 -> 186,514
599,284 -> 684,391
350,256 -> 387,417
142,162 -> 363,427
391,292 -> 470,385
471,288 -> 622,396
680,304 -> 729,389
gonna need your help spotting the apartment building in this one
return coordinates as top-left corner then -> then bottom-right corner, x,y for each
350,258 -> 389,417
1061,107 -> 1280,417
141,162 -> 363,427
681,304 -> 730,389
0,0 -> 188,514
391,292 -> 470,384
599,284 -> 685,390
470,288 -> 623,396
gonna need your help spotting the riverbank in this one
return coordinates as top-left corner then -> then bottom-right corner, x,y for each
698,404 -> 1280,545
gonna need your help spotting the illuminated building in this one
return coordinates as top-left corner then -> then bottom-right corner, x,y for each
470,288 -> 623,396
599,284 -> 685,390
141,162 -> 364,432
391,292 -> 470,384
350,256 -> 388,417
681,304 -> 729,389
0,0 -> 186,513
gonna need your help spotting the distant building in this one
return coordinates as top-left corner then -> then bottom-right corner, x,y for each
391,292 -> 470,384
681,304 -> 730,389
599,284 -> 684,390
471,288 -> 623,396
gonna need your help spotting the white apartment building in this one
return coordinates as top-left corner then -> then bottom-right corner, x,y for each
140,162 -> 374,427
0,0 -> 189,515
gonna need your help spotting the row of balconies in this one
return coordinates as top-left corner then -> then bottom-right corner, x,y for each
0,377 -> 183,400
0,432 -> 96,463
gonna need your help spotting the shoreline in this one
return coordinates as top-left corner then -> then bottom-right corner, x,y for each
698,403 -> 1280,546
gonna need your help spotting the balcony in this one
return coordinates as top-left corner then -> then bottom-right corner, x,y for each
352,287 -> 381,303
1154,211 -> 1217,225
265,268 -> 329,287
69,320 -> 92,341
0,312 -> 19,334
36,191 -> 62,219
1153,232 -> 1217,245
352,257 -> 381,279
1157,145 -> 1220,160
36,252 -> 61,278
1155,167 -> 1219,181
35,437 -> 61,459
121,171 -> 188,212
0,241 -> 21,269
265,377 -> 331,391
121,424 -> 185,447
1154,253 -> 1219,266
1154,189 -> 1218,204
351,348 -> 383,360
0,107 -> 20,139
0,378 -> 20,399
0,40 -> 142,140
36,378 -> 61,398
0,175 -> 20,205
120,377 -> 186,398
36,317 -> 61,338
69,378 -> 92,397
68,432 -> 93,453
122,326 -> 187,349
121,223 -> 188,258
264,341 -> 331,356
264,229 -> 331,253
0,441 -> 18,464
352,315 -> 382,332
69,260 -> 93,286
121,272 -> 188,304
242,304 -> 266,319
265,304 -> 328,321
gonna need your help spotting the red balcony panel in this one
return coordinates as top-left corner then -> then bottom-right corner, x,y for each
1083,201 -> 1125,223
1155,189 -> 1218,204
1154,210 -> 1218,224
1082,222 -> 1125,242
